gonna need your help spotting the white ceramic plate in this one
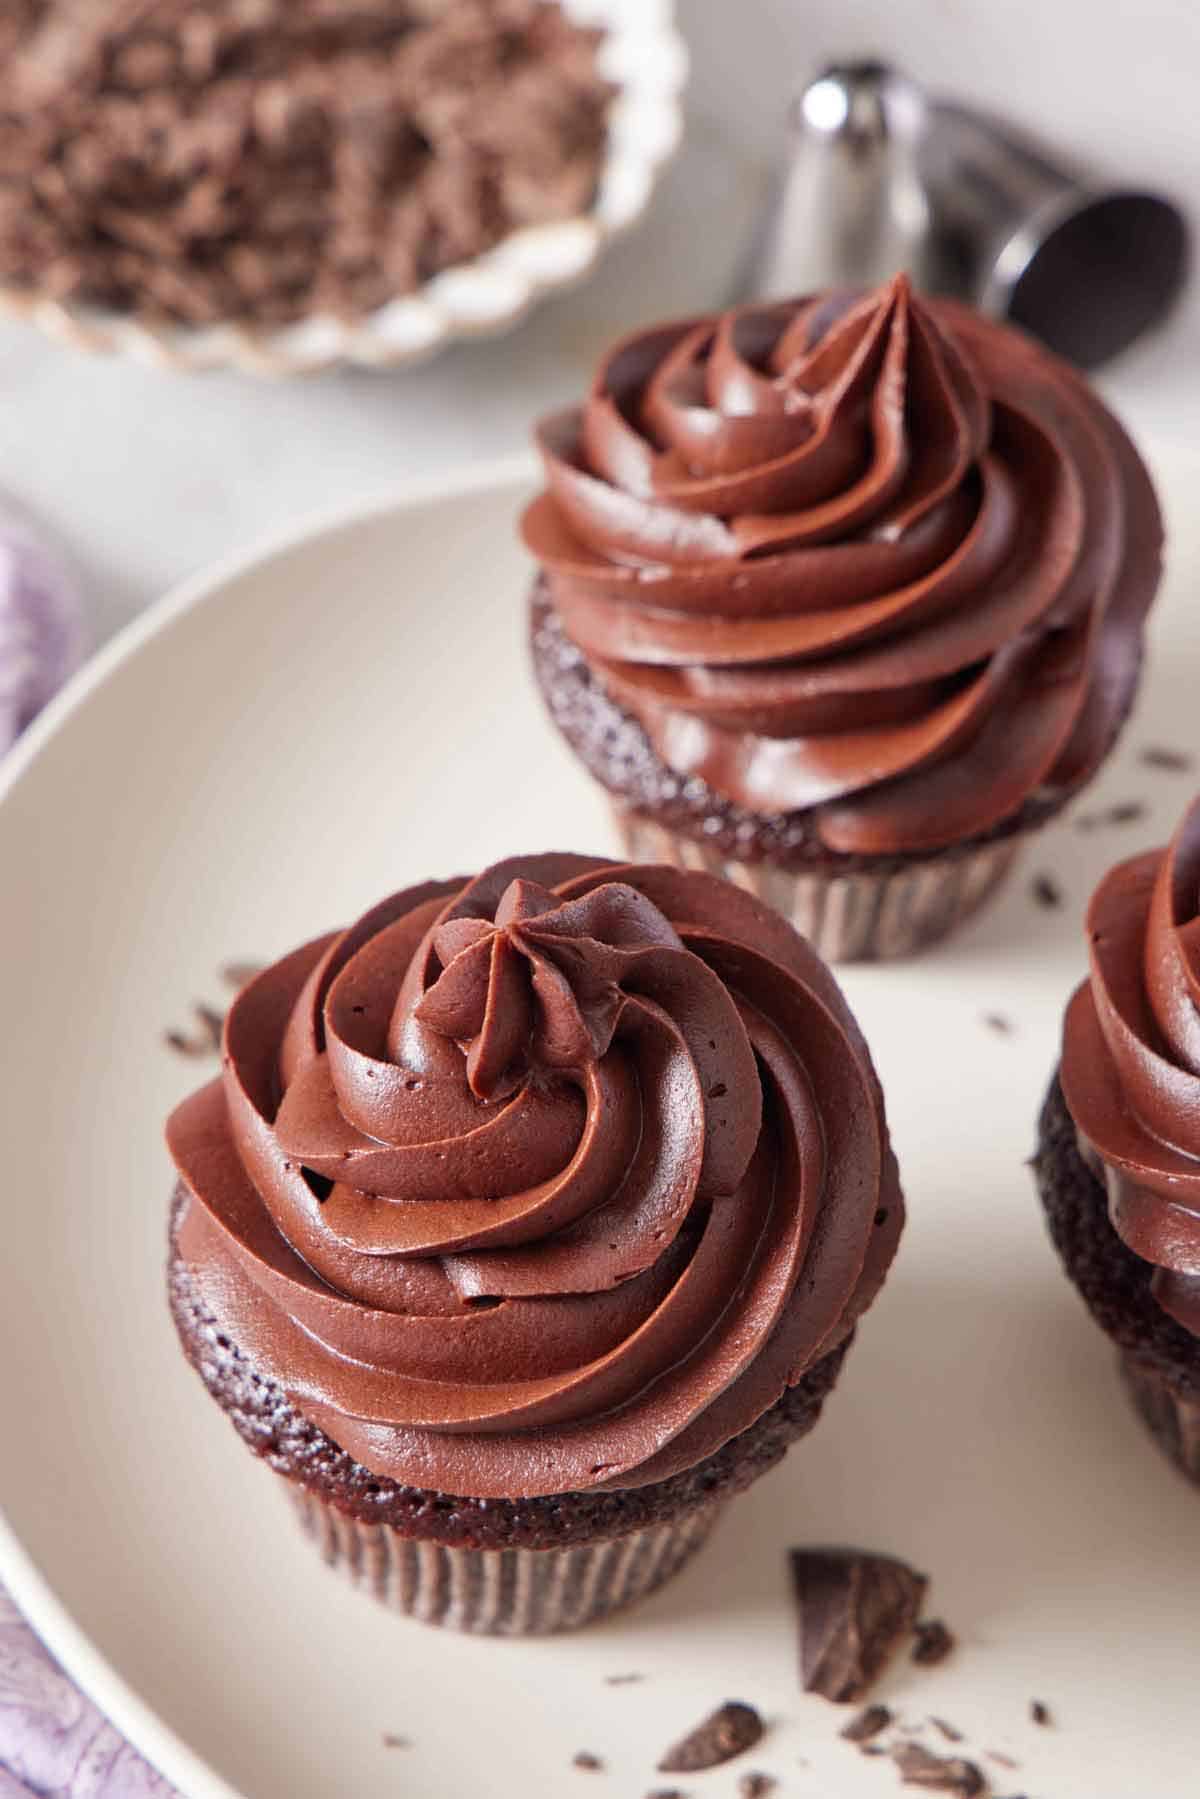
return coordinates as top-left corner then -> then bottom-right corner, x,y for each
2,448 -> 1199,1799
0,0 -> 687,376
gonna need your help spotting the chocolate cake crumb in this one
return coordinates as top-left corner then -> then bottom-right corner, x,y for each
645,1790 -> 687,1799
791,1548 -> 927,1703
891,1742 -> 987,1794
604,1672 -> 645,1686
1031,873 -> 1062,909
220,961 -> 264,990
983,1012 -> 1013,1035
1140,746 -> 1193,772
657,1702 -> 764,1773
986,1751 -> 1018,1769
912,1619 -> 956,1666
1030,1700 -> 1052,1727
164,1003 -> 224,1056
382,1733 -> 411,1749
930,1719 -> 965,1744
737,1775 -> 777,1798
1074,801 -> 1147,830
573,1751 -> 604,1770
841,1704 -> 893,1743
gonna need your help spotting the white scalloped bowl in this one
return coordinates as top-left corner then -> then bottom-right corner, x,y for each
0,0 -> 687,376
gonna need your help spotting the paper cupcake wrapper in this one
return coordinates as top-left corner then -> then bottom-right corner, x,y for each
1119,1355 -> 1200,1485
614,808 -> 1023,962
287,1483 -> 724,1635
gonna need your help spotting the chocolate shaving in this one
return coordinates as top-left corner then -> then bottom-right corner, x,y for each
220,960 -> 264,990
737,1776 -> 777,1799
930,1718 -> 965,1744
164,1002 -> 225,1057
790,1547 -> 928,1703
572,1752 -> 604,1771
0,0 -> 613,328
1140,745 -> 1193,772
891,1742 -> 987,1794
912,1619 -> 956,1666
841,1704 -> 893,1743
1074,801 -> 1147,831
1031,873 -> 1061,909
1030,1700 -> 1052,1727
657,1701 -> 764,1773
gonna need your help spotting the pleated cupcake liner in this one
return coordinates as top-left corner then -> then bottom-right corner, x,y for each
614,807 -> 1024,963
287,1482 -> 725,1635
1119,1354 -> 1200,1486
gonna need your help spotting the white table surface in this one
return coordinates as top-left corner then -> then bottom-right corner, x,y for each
2,0 -> 1197,648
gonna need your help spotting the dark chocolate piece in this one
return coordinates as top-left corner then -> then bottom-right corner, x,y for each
1140,746 -> 1193,772
737,1775 -> 777,1799
841,1704 -> 893,1743
573,1752 -> 604,1770
1031,873 -> 1062,909
1030,1700 -> 1052,1727
790,1547 -> 928,1702
657,1702 -> 764,1773
912,1619 -> 956,1666
891,1742 -> 987,1794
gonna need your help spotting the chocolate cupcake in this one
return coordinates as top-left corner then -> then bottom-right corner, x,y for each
524,275 -> 1163,960
1036,798 -> 1200,1483
167,854 -> 902,1634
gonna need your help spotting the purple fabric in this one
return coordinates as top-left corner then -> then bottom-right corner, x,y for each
0,1586 -> 177,1798
0,509 -> 85,755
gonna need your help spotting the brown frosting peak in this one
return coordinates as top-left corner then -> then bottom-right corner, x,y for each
522,276 -> 1163,854
167,854 -> 902,1499
1062,799 -> 1200,1336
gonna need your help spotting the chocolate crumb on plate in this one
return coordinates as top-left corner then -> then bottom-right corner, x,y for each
737,1774 -> 777,1798
657,1701 -> 764,1773
220,961 -> 265,990
1140,745 -> 1193,772
912,1619 -> 956,1666
986,1751 -> 1018,1769
790,1547 -> 928,1703
1074,801 -> 1147,830
1031,873 -> 1062,909
1030,1700 -> 1053,1727
891,1742 -> 988,1794
930,1718 -> 965,1744
841,1704 -> 893,1743
604,1672 -> 645,1686
573,1751 -> 604,1770
983,1012 -> 1013,1036
164,1003 -> 225,1057
381,1733 -> 411,1749
645,1790 -> 687,1799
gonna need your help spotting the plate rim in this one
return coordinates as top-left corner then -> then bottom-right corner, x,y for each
0,446 -> 537,1799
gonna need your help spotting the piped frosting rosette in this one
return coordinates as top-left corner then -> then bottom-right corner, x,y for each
1063,799 -> 1200,1338
522,276 -> 1163,855
168,853 -> 901,1500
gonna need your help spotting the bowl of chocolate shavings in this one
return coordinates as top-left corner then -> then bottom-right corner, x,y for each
0,0 -> 687,375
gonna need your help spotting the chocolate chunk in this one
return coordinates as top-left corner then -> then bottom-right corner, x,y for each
1031,873 -> 1061,909
912,1619 -> 956,1666
790,1547 -> 928,1703
983,1012 -> 1012,1035
1030,1700 -> 1052,1727
738,1776 -> 777,1798
657,1701 -> 764,1773
891,1742 -> 987,1794
572,1751 -> 604,1770
930,1718 -> 965,1744
841,1704 -> 893,1743
1140,745 -> 1193,772
1074,801 -> 1147,830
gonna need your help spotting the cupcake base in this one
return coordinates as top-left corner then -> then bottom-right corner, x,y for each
615,806 -> 1022,962
289,1483 -> 723,1634
1035,1074 -> 1200,1485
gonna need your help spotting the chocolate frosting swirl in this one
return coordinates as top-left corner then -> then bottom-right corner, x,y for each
167,854 -> 901,1499
1062,799 -> 1200,1339
522,276 -> 1163,855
